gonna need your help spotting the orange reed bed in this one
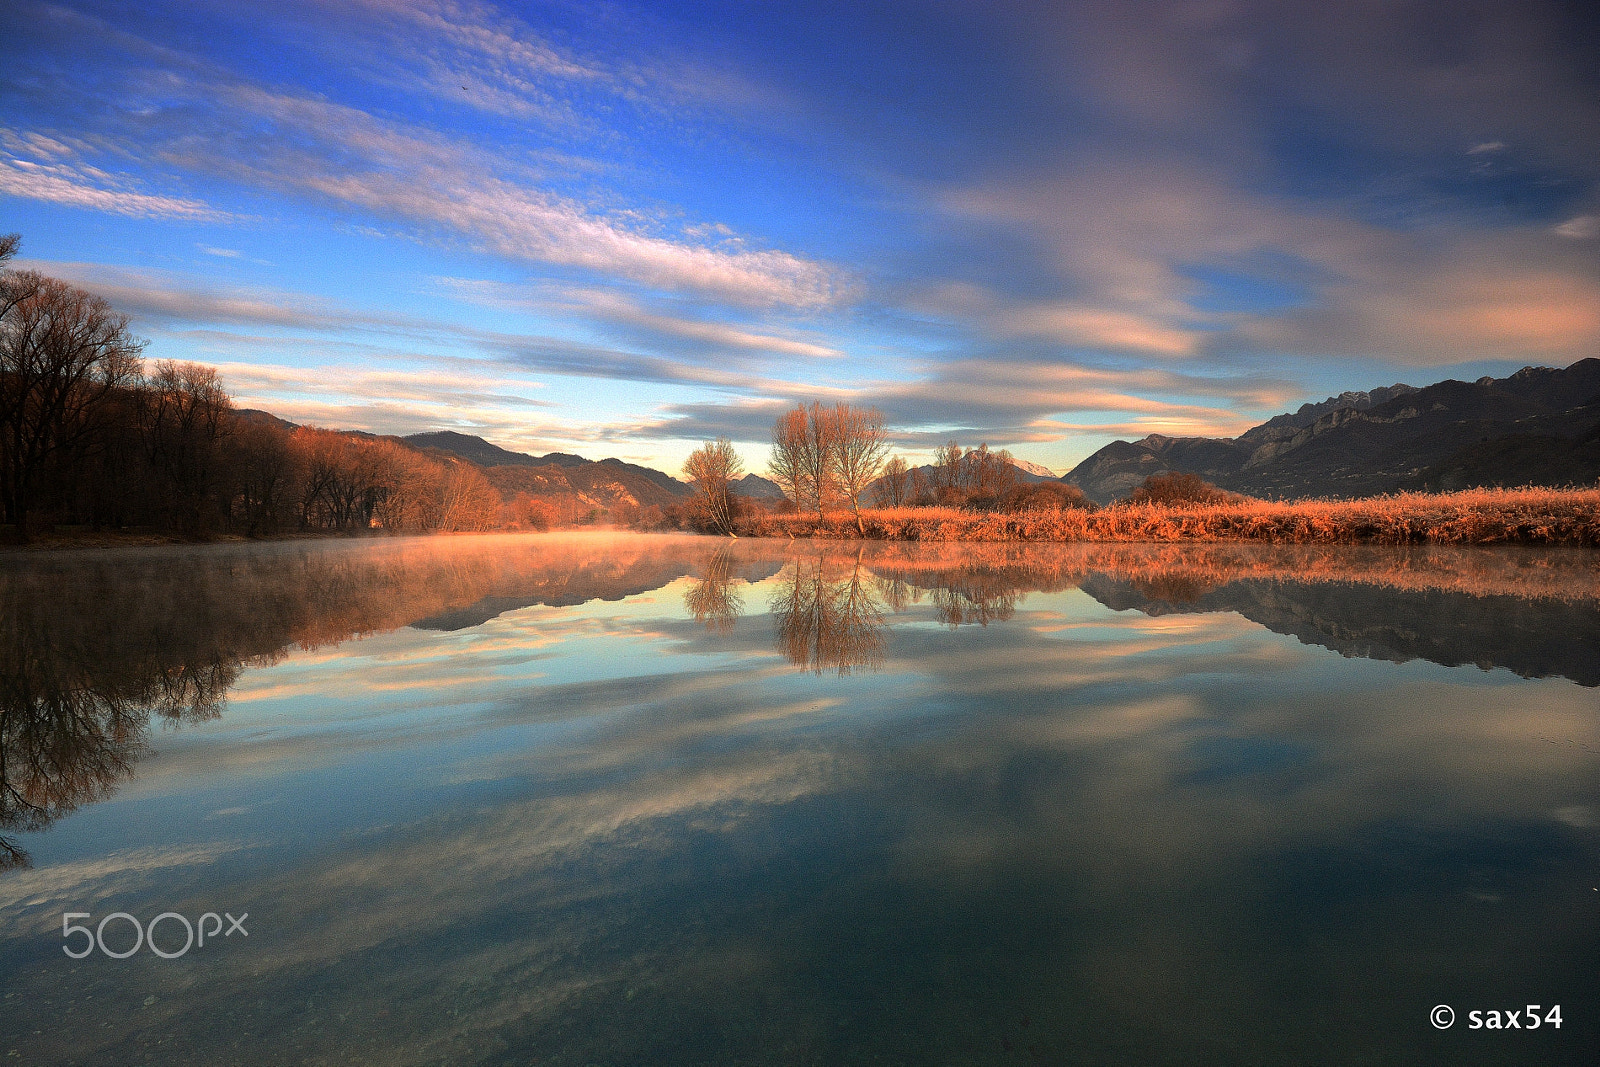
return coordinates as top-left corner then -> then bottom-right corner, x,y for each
738,487 -> 1600,546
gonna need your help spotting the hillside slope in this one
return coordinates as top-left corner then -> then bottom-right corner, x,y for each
402,432 -> 693,512
1063,359 -> 1600,502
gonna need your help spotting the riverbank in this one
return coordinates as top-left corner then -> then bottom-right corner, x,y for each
733,486 -> 1600,545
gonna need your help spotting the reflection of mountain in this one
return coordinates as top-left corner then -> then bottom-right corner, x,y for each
5,535 -> 1598,868
785,542 -> 1600,685
414,554 -> 784,630
1082,575 -> 1600,686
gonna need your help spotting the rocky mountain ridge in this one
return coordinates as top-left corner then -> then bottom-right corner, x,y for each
1062,359 -> 1600,502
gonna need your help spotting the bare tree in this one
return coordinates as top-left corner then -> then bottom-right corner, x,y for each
136,361 -> 233,532
769,400 -> 889,524
767,402 -> 839,519
226,417 -> 299,535
933,440 -> 965,499
872,455 -> 910,508
437,461 -> 500,531
684,436 -> 744,536
0,234 -> 27,325
0,272 -> 144,540
832,403 -> 888,534
768,404 -> 813,513
962,443 -> 1020,509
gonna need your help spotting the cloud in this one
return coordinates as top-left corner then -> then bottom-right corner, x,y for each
0,152 -> 224,220
135,79 -> 850,308
1467,142 -> 1508,155
1553,215 -> 1598,240
23,259 -> 796,403
441,278 -> 844,359
993,303 -> 1201,357
23,261 -> 427,335
621,357 -> 1277,448
4,0 -> 847,310
1238,254 -> 1600,363
321,0 -> 604,123
937,154 -> 1600,368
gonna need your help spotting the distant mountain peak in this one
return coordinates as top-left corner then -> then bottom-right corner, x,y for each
1009,457 -> 1058,478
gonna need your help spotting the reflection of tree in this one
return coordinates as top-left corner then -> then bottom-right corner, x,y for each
0,606 -> 230,870
0,536 -> 750,868
683,546 -> 744,633
770,549 -> 886,675
928,571 -> 1021,627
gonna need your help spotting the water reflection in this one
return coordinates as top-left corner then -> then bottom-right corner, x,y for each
0,534 -> 1596,1064
683,545 -> 745,634
0,533 -> 726,867
4,537 -> 1600,867
0,574 -> 236,869
770,548 -> 886,674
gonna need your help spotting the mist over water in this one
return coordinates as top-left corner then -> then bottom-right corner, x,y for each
2,532 -> 1596,1064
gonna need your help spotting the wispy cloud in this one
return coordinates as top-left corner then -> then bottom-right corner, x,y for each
441,278 -> 845,359
0,149 -> 224,220
1554,215 -> 1598,240
323,0 -> 605,122
621,358 -> 1278,449
146,79 -> 848,307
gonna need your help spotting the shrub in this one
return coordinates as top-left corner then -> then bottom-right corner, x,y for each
1127,471 -> 1232,506
1002,481 -> 1095,512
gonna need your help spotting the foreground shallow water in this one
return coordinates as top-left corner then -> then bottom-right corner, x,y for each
1,532 -> 1596,1065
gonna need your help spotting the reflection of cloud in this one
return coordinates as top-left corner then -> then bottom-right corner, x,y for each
5,534 -> 1597,1061
0,843 -> 250,912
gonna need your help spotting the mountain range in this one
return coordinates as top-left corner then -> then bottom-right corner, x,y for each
248,358 -> 1599,512
1061,359 -> 1600,502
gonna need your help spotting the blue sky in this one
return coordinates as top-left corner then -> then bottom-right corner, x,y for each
3,0 -> 1597,474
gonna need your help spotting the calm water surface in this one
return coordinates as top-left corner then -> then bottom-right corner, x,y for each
1,532 -> 1596,1065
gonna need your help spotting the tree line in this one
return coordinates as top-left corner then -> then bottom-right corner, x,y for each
677,401 -> 1091,536
0,235 -> 508,541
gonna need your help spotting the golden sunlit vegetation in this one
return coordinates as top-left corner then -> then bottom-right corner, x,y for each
732,486 -> 1600,546
654,407 -> 1600,547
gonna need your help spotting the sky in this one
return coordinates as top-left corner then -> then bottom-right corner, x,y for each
2,0 -> 1597,475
